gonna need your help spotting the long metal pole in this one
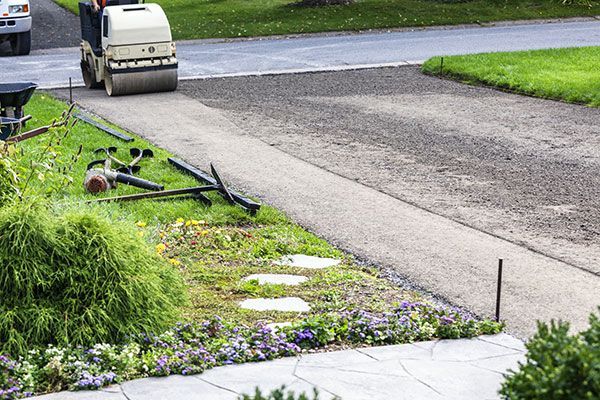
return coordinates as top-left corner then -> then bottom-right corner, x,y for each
88,185 -> 219,203
495,258 -> 503,322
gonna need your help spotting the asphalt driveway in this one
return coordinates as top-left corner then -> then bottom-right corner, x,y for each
180,66 -> 600,276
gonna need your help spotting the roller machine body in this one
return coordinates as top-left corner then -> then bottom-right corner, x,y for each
79,0 -> 178,96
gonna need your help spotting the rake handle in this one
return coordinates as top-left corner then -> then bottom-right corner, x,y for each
115,173 -> 164,191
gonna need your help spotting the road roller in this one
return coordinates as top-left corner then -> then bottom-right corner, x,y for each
79,0 -> 178,96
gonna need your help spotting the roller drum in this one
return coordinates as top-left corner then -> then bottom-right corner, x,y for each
105,68 -> 178,96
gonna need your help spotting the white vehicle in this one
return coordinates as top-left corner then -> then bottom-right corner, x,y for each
0,0 -> 31,55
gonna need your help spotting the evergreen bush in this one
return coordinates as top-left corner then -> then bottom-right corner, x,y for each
500,310 -> 600,399
0,202 -> 187,356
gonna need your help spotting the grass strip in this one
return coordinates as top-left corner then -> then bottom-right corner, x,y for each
421,46 -> 600,107
55,0 -> 600,41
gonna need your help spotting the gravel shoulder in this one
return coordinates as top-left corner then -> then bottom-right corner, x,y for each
180,66 -> 600,275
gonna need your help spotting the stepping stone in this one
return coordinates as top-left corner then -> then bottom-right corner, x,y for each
240,297 -> 311,312
243,273 -> 308,286
274,254 -> 340,269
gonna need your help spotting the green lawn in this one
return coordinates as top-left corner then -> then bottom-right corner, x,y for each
21,93 -> 420,326
422,46 -> 600,107
25,93 -> 277,226
56,0 -> 600,40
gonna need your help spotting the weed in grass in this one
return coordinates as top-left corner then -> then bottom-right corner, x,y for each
238,280 -> 288,298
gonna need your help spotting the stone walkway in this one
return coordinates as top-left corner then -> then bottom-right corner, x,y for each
33,333 -> 525,400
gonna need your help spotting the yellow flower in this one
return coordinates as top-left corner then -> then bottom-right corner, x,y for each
155,243 -> 166,254
191,219 -> 200,226
185,220 -> 192,227
176,218 -> 184,224
136,221 -> 147,228
168,258 -> 181,266
200,230 -> 209,236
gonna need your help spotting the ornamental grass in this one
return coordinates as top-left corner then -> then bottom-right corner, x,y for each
0,202 -> 187,356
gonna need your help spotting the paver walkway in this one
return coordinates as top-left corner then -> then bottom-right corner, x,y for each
33,333 -> 525,400
3,19 -> 600,88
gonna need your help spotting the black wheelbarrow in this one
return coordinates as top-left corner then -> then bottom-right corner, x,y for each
0,115 -> 32,140
0,82 -> 37,119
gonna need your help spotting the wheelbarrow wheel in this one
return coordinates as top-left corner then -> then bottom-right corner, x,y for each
10,31 -> 31,56
81,54 -> 102,89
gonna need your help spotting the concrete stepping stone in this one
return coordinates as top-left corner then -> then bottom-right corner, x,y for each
243,273 -> 308,286
274,254 -> 340,269
240,297 -> 310,312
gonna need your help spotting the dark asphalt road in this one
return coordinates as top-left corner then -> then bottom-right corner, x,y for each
30,0 -> 80,50
181,66 -> 600,275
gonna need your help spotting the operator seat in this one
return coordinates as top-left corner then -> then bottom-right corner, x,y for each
78,0 -> 140,57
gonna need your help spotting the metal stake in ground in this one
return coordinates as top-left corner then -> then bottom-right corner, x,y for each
496,258 -> 503,322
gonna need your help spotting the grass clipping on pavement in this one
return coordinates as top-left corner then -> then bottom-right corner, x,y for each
422,46 -> 600,107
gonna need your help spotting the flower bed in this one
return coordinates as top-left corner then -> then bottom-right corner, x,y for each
0,303 -> 501,398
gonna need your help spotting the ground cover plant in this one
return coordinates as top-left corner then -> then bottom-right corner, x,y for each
422,46 -> 600,107
0,94 -> 502,398
54,0 -> 600,40
240,386 -> 324,400
500,309 -> 600,399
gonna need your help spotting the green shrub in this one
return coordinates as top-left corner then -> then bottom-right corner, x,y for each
500,310 -> 600,399
0,202 -> 187,356
240,386 -> 324,400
